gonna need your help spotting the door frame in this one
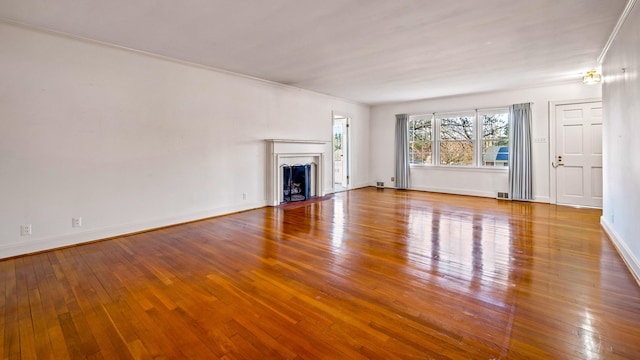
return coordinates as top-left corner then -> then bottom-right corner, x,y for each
549,98 -> 602,205
331,111 -> 351,193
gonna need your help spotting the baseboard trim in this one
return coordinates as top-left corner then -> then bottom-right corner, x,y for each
349,183 -> 371,191
410,185 -> 496,199
371,184 -> 550,203
601,216 -> 640,286
0,201 -> 268,259
533,196 -> 550,203
327,183 -> 371,195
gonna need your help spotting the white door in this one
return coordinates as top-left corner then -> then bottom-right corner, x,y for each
555,101 -> 603,207
332,114 -> 350,192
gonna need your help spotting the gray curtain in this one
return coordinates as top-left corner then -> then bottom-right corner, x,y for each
395,114 -> 410,189
509,103 -> 533,200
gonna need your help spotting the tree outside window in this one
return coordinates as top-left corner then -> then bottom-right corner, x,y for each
480,110 -> 509,167
408,108 -> 509,168
409,115 -> 432,164
438,113 -> 475,166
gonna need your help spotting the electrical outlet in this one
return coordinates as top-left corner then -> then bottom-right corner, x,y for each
391,177 -> 395,182
242,193 -> 247,200
72,217 -> 82,228
21,224 -> 32,236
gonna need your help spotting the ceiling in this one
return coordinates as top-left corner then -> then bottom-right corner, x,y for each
0,0 -> 627,104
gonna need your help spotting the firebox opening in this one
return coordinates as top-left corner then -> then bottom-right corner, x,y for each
282,164 -> 312,203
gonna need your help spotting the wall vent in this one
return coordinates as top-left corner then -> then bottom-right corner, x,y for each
497,192 -> 509,200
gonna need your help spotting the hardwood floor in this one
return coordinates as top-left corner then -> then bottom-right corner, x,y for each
2,187 -> 640,359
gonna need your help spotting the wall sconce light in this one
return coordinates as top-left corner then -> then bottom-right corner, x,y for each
582,70 -> 602,85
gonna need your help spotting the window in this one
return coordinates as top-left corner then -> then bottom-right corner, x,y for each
480,109 -> 509,167
409,115 -> 432,164
438,112 -> 475,166
408,108 -> 509,168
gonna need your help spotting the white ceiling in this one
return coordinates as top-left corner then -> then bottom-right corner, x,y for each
0,0 -> 627,104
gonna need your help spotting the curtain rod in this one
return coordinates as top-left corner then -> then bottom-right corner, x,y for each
402,102 -> 533,118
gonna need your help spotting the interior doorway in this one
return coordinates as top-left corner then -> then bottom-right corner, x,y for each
550,99 -> 603,208
332,113 -> 350,192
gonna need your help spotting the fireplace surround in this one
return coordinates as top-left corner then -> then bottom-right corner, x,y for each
266,139 -> 328,206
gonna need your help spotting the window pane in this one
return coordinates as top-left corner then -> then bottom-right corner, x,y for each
480,109 -> 509,167
438,113 -> 474,166
409,115 -> 432,165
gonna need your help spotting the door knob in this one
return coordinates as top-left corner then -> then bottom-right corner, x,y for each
552,155 -> 564,168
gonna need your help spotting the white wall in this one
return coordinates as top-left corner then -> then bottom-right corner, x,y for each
601,3 -> 640,280
0,22 -> 370,258
370,83 -> 601,201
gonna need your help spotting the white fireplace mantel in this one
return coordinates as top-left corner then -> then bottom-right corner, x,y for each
266,139 -> 330,206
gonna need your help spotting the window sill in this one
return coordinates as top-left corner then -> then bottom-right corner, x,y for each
410,165 -> 508,173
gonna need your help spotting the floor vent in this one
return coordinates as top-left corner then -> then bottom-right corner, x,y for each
497,192 -> 509,200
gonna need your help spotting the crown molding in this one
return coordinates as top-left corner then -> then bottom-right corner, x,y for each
598,0 -> 638,64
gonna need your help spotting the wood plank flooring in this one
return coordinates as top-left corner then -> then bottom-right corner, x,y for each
2,187 -> 640,359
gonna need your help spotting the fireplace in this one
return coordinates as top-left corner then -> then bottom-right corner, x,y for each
266,139 -> 328,206
282,164 -> 312,203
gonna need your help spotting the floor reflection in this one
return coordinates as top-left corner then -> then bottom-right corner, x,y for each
407,208 -> 516,291
253,188 -> 635,358
331,196 -> 345,249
